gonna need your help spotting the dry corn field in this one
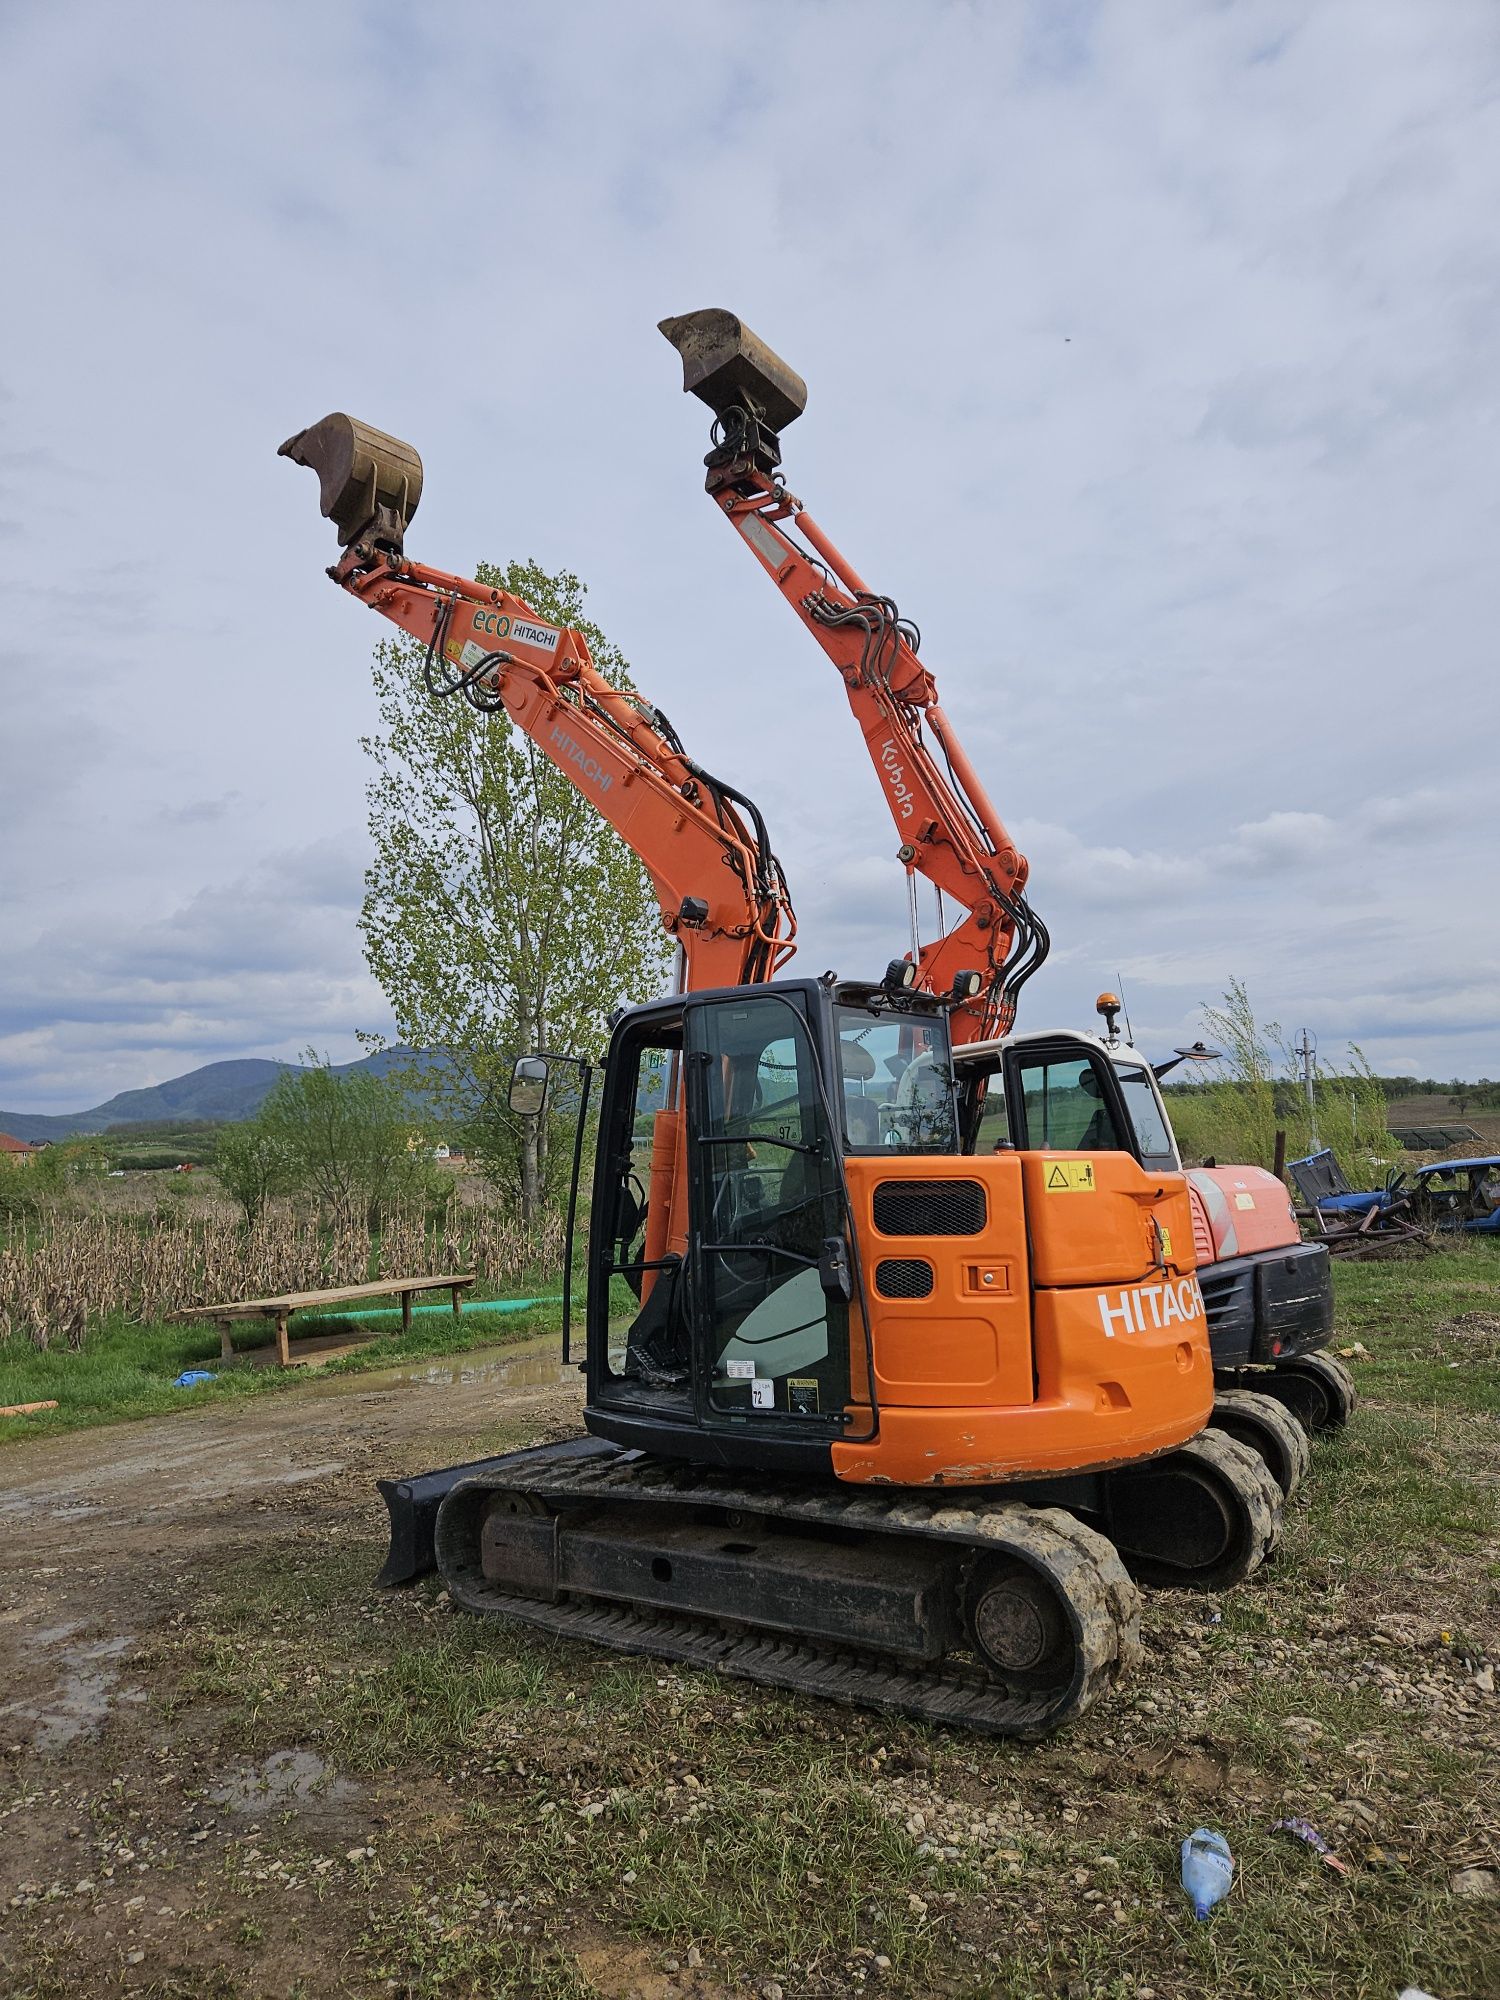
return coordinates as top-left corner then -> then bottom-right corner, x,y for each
0,1201 -> 564,1350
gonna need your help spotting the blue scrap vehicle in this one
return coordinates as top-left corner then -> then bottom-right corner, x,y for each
1290,1148 -> 1500,1236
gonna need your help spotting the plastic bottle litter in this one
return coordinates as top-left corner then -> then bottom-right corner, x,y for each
1180,1827 -> 1234,1919
172,1369 -> 217,1389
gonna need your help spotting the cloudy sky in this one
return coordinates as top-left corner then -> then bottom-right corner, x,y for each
2,0 -> 1496,1113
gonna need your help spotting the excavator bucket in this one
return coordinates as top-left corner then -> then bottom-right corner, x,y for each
277,412 -> 423,554
659,309 -> 807,433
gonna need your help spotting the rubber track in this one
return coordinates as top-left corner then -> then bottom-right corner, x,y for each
1284,1352 -> 1358,1430
1210,1392 -> 1311,1498
435,1448 -> 1141,1738
1167,1427 -> 1283,1583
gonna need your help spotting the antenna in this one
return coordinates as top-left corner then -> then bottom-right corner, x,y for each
1115,972 -> 1135,1048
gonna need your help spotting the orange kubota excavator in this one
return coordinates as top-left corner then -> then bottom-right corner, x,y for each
658,310 -> 1354,1499
280,397 -> 1281,1740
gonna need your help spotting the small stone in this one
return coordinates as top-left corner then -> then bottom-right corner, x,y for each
1451,1867 -> 1499,1898
873,1956 -> 892,1973
126,1953 -> 145,1966
686,1947 -> 702,1968
760,1984 -> 784,2000
1475,1666 -> 1495,1695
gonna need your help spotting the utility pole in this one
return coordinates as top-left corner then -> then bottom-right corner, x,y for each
1296,1028 -> 1319,1148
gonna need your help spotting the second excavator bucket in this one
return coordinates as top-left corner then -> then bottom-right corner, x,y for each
659,309 -> 807,433
278,412 -> 423,555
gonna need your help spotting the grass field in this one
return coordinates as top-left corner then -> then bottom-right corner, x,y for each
3,1246 -> 1497,1998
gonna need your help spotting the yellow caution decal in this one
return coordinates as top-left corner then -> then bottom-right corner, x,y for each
1044,1160 -> 1096,1192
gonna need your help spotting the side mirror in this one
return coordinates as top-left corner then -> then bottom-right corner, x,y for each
509,1055 -> 550,1118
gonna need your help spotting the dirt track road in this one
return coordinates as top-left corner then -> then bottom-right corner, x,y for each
1,1339 -> 582,1580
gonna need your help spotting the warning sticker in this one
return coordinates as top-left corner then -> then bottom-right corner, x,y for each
459,640 -> 489,670
724,1358 -> 755,1380
1233,1192 -> 1256,1211
750,1379 -> 775,1411
738,513 -> 788,571
787,1378 -> 820,1415
1044,1160 -> 1096,1192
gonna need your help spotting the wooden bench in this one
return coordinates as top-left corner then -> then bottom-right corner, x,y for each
174,1273 -> 476,1367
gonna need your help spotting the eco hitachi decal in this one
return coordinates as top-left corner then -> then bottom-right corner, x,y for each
1096,1277 -> 1206,1337
550,726 -> 612,793
880,740 -> 915,820
471,609 -> 562,653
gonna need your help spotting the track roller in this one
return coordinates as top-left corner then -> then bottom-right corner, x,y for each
432,1439 -> 1142,1739
1210,1390 -> 1311,1499
1253,1352 -> 1359,1433
1101,1430 -> 1284,1592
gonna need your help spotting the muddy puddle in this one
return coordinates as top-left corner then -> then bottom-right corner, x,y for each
210,1748 -> 360,1815
304,1337 -> 579,1398
0,1626 -> 143,1750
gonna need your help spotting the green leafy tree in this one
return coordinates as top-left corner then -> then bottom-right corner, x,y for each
256,1055 -> 435,1218
360,559 -> 673,1221
26,1137 -> 109,1199
212,1119 -> 300,1224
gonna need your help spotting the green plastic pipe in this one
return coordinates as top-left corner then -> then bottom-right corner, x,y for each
322,1295 -> 561,1323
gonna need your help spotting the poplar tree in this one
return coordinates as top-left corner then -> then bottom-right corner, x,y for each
360,560 -> 673,1221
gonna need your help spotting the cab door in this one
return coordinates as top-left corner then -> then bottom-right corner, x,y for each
684,990 -> 852,1437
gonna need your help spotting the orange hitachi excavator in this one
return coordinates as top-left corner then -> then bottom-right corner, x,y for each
658,309 -> 1355,1492
280,403 -> 1282,1741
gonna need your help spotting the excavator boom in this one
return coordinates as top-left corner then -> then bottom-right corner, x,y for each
660,310 -> 1048,1039
280,415 -> 795,994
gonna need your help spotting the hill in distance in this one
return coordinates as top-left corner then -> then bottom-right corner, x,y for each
0,1047 -> 442,1144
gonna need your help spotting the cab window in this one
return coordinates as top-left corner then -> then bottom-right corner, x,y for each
835,1007 -> 956,1153
971,1072 -> 1011,1151
1014,1053 -> 1126,1151
1115,1065 -> 1177,1168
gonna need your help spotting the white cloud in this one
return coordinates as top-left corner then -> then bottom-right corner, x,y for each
0,0 -> 1495,1106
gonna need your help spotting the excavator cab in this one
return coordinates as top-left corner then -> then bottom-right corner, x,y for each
956,1031 -> 1181,1174
578,980 -> 1224,1504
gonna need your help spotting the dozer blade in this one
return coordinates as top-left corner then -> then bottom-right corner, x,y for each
659,309 -> 807,433
277,412 -> 423,554
374,1437 -> 605,1587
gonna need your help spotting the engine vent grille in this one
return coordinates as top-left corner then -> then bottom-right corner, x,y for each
872,1178 -> 987,1237
874,1257 -> 935,1300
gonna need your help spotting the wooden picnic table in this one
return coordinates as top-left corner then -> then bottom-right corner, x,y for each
174,1273 -> 476,1367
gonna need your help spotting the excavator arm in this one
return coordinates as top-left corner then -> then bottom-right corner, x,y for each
659,310 -> 1048,1040
279,413 -> 796,994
